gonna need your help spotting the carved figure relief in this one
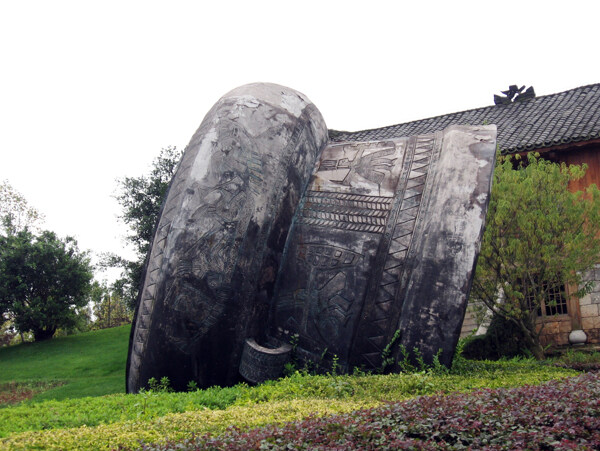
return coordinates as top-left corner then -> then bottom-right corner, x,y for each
351,135 -> 438,369
127,83 -> 330,393
161,122 -> 261,354
313,140 -> 405,197
274,243 -> 362,353
271,139 -> 409,364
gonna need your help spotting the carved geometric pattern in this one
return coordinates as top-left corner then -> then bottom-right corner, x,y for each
306,191 -> 393,208
356,135 -> 437,369
297,191 -> 393,234
298,243 -> 362,269
128,146 -> 197,385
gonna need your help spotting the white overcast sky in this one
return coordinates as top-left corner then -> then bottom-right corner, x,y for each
1,1 -> 599,280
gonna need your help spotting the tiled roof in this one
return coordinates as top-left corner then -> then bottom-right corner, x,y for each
330,83 -> 600,154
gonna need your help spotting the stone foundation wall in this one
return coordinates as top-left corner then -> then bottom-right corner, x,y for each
537,317 -> 571,347
460,301 -> 488,338
579,264 -> 600,344
460,264 -> 600,347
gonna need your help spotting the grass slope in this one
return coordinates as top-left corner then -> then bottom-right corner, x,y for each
0,325 -> 130,401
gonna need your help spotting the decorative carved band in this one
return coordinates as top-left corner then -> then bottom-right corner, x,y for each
298,190 -> 393,234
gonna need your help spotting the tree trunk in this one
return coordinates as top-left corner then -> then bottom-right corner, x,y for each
520,324 -> 545,360
530,342 -> 545,360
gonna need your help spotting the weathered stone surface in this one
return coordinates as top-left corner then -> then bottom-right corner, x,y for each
394,126 -> 497,367
126,83 -> 328,393
239,338 -> 292,384
126,82 -> 497,392
270,125 -> 497,370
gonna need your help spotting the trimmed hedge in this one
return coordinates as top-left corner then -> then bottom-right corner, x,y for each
0,360 -> 580,449
161,372 -> 600,450
0,399 -> 374,450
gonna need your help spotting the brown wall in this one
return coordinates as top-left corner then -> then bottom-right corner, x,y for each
536,141 -> 600,193
541,142 -> 600,346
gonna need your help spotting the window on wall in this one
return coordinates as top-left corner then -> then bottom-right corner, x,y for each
543,284 -> 569,316
524,278 -> 569,317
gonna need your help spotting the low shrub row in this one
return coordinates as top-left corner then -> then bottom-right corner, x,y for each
0,361 -> 578,449
0,399 -> 374,450
552,349 -> 600,373
0,384 -> 245,437
0,360 -> 575,438
158,372 -> 600,450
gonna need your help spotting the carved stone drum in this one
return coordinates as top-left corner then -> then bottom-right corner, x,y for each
127,83 -> 328,392
127,83 -> 496,392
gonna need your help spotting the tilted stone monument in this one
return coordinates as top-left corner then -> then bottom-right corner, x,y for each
126,83 -> 497,393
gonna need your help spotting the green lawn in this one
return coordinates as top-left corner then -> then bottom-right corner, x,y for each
0,325 -> 130,401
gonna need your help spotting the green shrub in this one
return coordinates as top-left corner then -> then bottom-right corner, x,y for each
0,360 -> 577,449
181,372 -> 600,450
551,348 -> 600,372
461,314 -> 530,360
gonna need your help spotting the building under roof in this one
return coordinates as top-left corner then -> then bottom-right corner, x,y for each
330,82 -> 600,348
330,83 -> 600,156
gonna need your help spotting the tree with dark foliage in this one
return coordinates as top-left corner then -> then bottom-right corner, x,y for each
90,280 -> 131,329
0,230 -> 93,341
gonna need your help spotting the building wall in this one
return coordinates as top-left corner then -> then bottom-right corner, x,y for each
460,143 -> 600,346
560,144 -> 600,345
578,264 -> 600,344
536,316 -> 572,347
560,145 -> 600,193
460,304 -> 483,339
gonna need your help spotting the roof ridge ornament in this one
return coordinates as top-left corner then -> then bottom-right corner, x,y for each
494,85 -> 536,105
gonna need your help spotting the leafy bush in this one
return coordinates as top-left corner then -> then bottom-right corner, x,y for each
0,384 -> 246,437
160,372 -> 600,450
1,399 -> 372,450
461,314 -> 530,360
0,362 -> 576,448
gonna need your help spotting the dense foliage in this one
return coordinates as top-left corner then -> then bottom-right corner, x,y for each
0,180 -> 45,341
110,146 -> 182,309
0,360 -> 577,449
471,153 -> 600,359
0,229 -> 93,341
461,314 -> 530,360
155,372 -> 600,450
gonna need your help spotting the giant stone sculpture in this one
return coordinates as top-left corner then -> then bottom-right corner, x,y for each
127,83 -> 497,393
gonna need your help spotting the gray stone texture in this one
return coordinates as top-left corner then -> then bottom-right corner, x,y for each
126,83 -> 497,392
271,125 -> 497,370
582,264 -> 600,304
126,83 -> 328,393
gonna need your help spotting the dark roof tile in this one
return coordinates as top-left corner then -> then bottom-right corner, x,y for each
330,83 -> 600,154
